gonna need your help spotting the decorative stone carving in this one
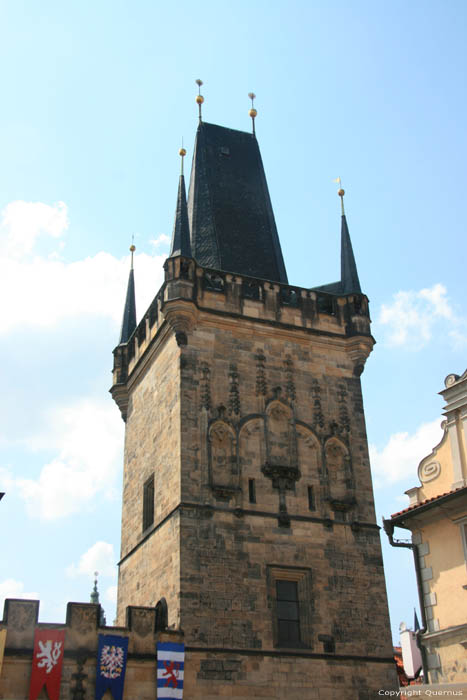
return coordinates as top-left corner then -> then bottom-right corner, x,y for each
296,425 -> 320,507
209,420 -> 237,499
71,656 -> 87,700
255,351 -> 267,396
175,330 -> 188,346
311,379 -> 325,430
228,364 -> 241,416
67,604 -> 99,634
337,383 -> 350,433
128,607 -> 154,636
284,355 -> 296,402
261,463 -> 301,491
200,362 -> 211,411
324,437 -> 353,505
238,417 -> 264,507
266,401 -> 293,466
6,600 -> 37,632
419,461 -> 441,483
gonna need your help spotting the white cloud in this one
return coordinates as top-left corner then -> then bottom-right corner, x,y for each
378,283 -> 467,349
67,541 -> 116,578
16,398 -> 123,519
0,198 -> 167,335
0,578 -> 39,605
0,467 -> 14,492
150,233 -> 171,248
105,585 -> 118,604
0,250 -> 166,335
369,418 -> 443,487
1,200 -> 69,258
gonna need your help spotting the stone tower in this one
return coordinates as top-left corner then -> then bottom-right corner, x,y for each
111,119 -> 397,697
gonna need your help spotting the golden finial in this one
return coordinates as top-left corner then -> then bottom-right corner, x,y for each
195,79 -> 204,122
333,177 -> 345,215
130,236 -> 136,269
248,92 -> 257,136
179,138 -> 187,175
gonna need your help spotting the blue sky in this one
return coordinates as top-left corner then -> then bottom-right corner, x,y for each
1,0 -> 466,642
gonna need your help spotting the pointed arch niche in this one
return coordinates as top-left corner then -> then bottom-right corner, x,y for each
239,417 -> 274,510
323,436 -> 355,512
265,400 -> 295,467
293,424 -> 321,515
208,420 -> 238,500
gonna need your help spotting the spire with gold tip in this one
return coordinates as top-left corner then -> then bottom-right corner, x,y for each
169,146 -> 192,258
195,79 -> 204,123
336,180 -> 361,294
119,241 -> 137,344
90,571 -> 107,626
248,92 -> 257,136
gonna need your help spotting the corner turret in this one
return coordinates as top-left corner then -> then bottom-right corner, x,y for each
119,245 -> 137,345
169,148 -> 192,258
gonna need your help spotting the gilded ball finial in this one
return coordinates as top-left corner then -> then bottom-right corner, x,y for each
338,188 -> 345,197
130,244 -> 136,252
195,79 -> 204,114
248,92 -> 257,117
179,147 -> 187,157
248,92 -> 257,135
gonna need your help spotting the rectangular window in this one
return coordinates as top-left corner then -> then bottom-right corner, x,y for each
307,486 -> 315,511
248,478 -> 256,504
142,475 -> 155,531
267,566 -> 312,649
276,580 -> 301,646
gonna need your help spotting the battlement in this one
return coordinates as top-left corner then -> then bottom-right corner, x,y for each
1,598 -> 180,655
0,598 -> 183,700
111,256 -> 372,419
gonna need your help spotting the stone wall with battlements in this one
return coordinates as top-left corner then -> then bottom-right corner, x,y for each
0,598 -> 183,700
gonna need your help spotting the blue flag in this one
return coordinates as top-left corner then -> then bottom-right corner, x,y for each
95,634 -> 129,700
157,642 -> 185,699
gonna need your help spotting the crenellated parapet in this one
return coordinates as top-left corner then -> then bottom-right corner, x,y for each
0,598 -> 183,700
111,256 -> 373,420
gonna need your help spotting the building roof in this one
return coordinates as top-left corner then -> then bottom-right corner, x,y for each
169,173 -> 192,258
390,485 -> 467,520
187,121 -> 288,283
119,267 -> 136,344
340,213 -> 361,294
310,213 -> 362,295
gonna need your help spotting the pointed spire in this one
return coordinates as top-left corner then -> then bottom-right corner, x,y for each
338,186 -> 362,294
119,243 -> 137,344
169,148 -> 192,258
90,572 -> 107,626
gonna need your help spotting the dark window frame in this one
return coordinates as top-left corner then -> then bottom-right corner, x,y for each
307,485 -> 315,511
142,474 -> 155,532
248,478 -> 257,504
266,565 -> 313,649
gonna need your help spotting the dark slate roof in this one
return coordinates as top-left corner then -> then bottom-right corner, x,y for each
311,214 -> 362,295
169,174 -> 192,258
187,122 -> 288,283
119,268 -> 136,344
340,214 -> 361,294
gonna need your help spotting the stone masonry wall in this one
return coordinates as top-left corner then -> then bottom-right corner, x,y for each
112,258 -> 398,695
117,332 -> 181,625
